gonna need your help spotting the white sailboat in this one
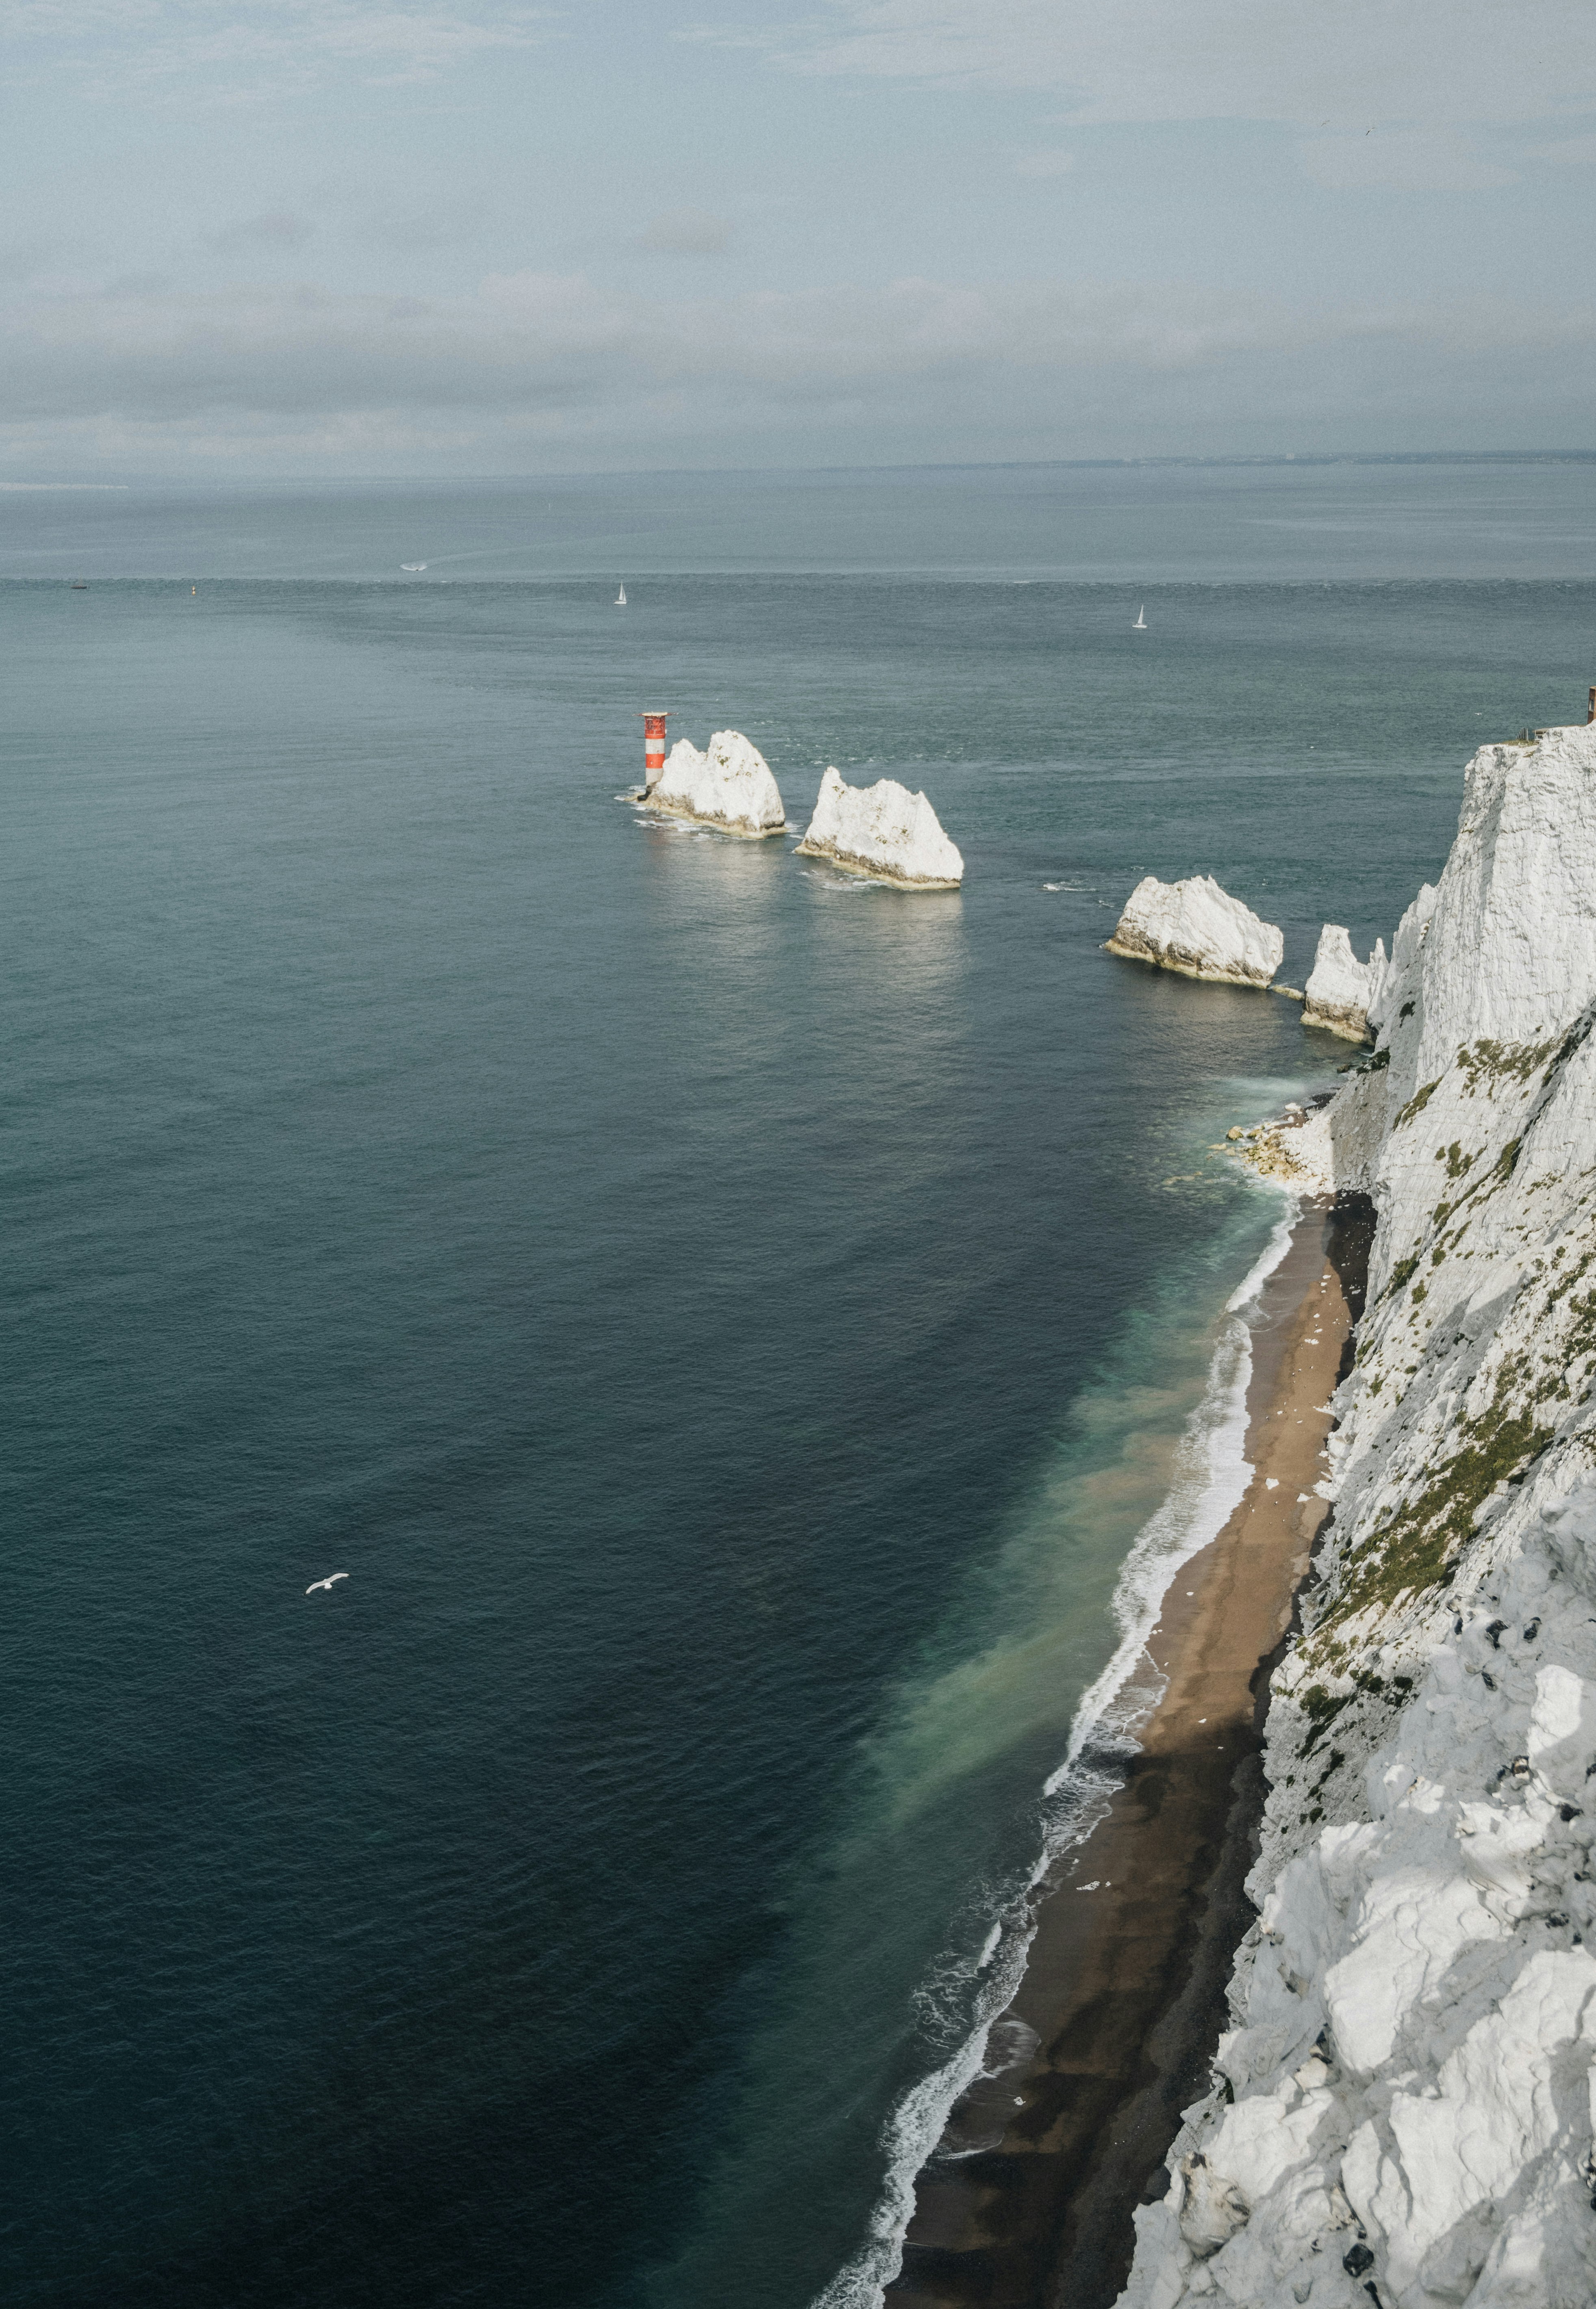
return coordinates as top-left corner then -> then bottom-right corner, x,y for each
1132,604 -> 1147,629
615,583 -> 627,607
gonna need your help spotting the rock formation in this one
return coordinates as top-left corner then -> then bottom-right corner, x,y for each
794,768 -> 963,889
644,730 -> 787,838
1303,924 -> 1386,1041
1120,720 -> 1596,2309
1105,875 -> 1284,989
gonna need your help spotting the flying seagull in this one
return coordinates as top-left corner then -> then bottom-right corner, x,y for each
306,1573 -> 350,1594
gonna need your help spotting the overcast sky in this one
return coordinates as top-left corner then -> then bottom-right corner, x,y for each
5,0 -> 1596,474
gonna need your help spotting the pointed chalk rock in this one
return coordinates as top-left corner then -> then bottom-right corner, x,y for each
1105,874 -> 1283,988
645,730 -> 787,837
1303,924 -> 1386,1041
795,767 -> 963,888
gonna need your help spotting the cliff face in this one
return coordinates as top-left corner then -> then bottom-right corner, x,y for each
1119,724 -> 1596,2309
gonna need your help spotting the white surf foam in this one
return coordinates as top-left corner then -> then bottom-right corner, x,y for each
809,1191 -> 1299,2309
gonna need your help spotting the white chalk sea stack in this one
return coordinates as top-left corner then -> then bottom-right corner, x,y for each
1121,718 -> 1596,2309
795,767 -> 963,889
645,730 -> 787,838
1302,923 -> 1386,1041
1105,874 -> 1284,988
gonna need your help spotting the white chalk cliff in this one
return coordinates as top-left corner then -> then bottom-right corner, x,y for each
645,730 -> 787,837
795,767 -> 964,888
1120,720 -> 1596,2309
1107,876 -> 1285,989
1303,925 -> 1386,1042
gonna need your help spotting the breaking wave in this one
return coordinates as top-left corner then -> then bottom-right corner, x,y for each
808,1197 -> 1297,2309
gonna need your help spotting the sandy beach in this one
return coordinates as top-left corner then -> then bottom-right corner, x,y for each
888,1195 -> 1373,2309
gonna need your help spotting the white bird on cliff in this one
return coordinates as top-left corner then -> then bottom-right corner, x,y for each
306,1572 -> 350,1594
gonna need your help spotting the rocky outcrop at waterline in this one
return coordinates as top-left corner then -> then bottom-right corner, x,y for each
642,730 -> 788,837
1105,876 -> 1284,989
1302,924 -> 1385,1042
795,767 -> 964,888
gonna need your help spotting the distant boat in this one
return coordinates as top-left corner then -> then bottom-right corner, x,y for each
401,563 -> 427,572
615,583 -> 627,607
1132,604 -> 1147,629
71,581 -> 88,590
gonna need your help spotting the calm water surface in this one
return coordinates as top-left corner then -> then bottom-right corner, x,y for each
4,465 -> 1593,2307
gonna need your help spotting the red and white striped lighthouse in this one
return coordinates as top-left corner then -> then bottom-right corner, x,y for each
641,710 -> 669,790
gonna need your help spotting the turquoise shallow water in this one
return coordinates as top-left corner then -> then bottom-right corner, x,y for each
4,466 -> 1593,2307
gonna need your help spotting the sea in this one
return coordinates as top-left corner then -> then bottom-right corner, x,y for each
6,459 -> 1596,2309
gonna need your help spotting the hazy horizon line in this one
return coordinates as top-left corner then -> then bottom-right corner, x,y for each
7,448 -> 1596,491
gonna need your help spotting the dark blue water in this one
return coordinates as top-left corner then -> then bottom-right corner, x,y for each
5,468 -> 1592,2309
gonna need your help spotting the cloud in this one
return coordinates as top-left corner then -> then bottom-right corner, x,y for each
0,272 -> 1233,439
1296,128 -> 1519,191
9,0 -> 558,96
209,211 -> 315,252
639,209 -> 733,255
1013,149 -> 1075,179
0,234 -> 76,283
365,204 -> 492,252
103,270 -> 178,295
681,0 -> 1596,130
7,266 -> 1596,471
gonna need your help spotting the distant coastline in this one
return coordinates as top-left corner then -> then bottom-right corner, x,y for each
7,450 -> 1594,494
